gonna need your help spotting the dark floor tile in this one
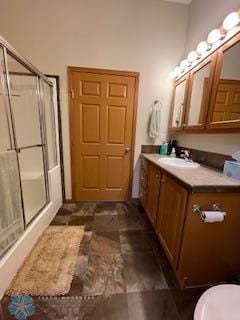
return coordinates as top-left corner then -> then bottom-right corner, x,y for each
73,203 -> 96,216
50,215 -> 70,226
65,255 -> 89,296
79,231 -> 93,255
92,215 -> 119,232
118,213 -> 146,231
56,206 -> 73,216
171,287 -> 206,320
61,202 -> 79,212
69,215 -> 94,231
151,240 -> 179,289
123,252 -> 168,293
34,295 -> 106,320
119,230 -> 153,254
90,232 -> 121,254
116,202 -> 137,216
82,254 -> 125,296
127,290 -> 181,320
95,202 -> 118,216
105,293 -> 129,320
117,203 -> 151,231
140,214 -> 155,231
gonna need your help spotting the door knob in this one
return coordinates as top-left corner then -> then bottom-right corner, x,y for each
125,147 -> 130,153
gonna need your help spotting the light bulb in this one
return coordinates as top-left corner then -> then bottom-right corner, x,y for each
207,29 -> 225,44
174,66 -> 182,76
180,59 -> 190,70
197,41 -> 211,54
223,12 -> 240,31
187,51 -> 199,62
169,71 -> 176,80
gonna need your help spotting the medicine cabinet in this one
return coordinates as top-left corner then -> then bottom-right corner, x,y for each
169,32 -> 240,133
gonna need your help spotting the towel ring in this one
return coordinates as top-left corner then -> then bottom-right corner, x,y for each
153,100 -> 162,110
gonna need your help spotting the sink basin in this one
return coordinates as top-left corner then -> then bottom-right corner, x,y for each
158,157 -> 200,168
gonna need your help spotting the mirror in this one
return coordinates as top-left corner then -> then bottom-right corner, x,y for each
187,62 -> 211,126
212,41 -> 240,123
171,79 -> 186,128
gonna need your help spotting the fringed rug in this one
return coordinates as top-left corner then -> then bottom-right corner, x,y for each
6,226 -> 84,296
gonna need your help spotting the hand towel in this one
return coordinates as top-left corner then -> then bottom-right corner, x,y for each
148,101 -> 162,139
0,150 -> 24,255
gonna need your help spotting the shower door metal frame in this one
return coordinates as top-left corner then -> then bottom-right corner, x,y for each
0,35 -> 54,228
40,78 -> 58,170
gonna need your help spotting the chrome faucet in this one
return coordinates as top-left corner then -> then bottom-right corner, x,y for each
180,149 -> 193,162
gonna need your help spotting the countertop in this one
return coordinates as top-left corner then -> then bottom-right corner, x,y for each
141,153 -> 240,192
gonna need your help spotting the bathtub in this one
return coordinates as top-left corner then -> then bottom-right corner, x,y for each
21,172 -> 47,224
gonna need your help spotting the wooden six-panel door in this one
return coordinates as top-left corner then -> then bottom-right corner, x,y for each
211,79 -> 240,123
69,67 -> 138,201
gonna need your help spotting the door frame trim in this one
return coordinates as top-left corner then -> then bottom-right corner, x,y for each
68,66 -> 139,202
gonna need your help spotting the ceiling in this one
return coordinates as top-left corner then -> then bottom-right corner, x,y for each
164,0 -> 192,5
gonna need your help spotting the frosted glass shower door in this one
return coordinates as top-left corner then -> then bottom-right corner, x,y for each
43,81 -> 57,169
0,46 -> 24,255
6,53 -> 48,224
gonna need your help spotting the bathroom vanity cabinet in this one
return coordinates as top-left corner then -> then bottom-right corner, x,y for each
140,156 -> 240,288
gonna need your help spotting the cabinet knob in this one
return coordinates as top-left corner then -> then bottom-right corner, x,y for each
161,178 -> 165,183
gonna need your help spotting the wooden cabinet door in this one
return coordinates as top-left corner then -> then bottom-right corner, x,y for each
178,193 -> 240,288
140,159 -> 148,208
157,175 -> 188,267
145,164 -> 161,227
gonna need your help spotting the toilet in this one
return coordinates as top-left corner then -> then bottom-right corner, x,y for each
194,285 -> 240,320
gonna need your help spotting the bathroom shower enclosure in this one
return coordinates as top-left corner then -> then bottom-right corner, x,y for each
0,36 -> 60,257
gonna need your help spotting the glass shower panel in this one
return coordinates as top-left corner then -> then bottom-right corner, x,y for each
18,147 -> 47,224
43,81 -> 57,169
6,53 -> 42,148
0,47 -> 12,151
0,48 -> 24,255
5,52 -> 48,225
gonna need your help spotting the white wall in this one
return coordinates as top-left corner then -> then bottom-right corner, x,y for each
184,0 -> 240,54
0,0 -> 189,199
177,0 -> 240,154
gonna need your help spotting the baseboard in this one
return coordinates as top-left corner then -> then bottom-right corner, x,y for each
63,199 -> 75,203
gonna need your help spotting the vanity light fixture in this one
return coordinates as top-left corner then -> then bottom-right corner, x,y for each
174,66 -> 182,76
207,28 -> 225,44
187,50 -> 200,63
170,8 -> 240,81
196,41 -> 211,54
180,59 -> 191,70
223,11 -> 240,31
169,71 -> 177,80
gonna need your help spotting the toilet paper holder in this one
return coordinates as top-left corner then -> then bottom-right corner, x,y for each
192,203 -> 225,220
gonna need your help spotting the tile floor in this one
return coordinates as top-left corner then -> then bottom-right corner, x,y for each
1,202 -> 206,319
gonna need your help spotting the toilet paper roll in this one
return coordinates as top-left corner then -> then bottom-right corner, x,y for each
201,211 -> 226,223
